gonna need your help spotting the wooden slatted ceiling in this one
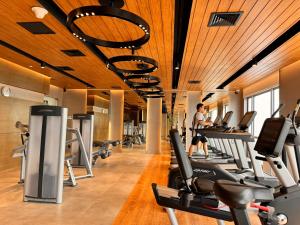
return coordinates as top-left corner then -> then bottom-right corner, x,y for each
1,0 -> 299,110
230,33 -> 300,89
0,46 -> 86,89
54,0 -> 174,92
174,35 -> 300,108
174,0 -> 300,109
0,0 -> 147,106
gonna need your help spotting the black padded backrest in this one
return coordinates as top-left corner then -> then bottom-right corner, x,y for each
255,117 -> 292,157
170,129 -> 193,180
222,111 -> 233,125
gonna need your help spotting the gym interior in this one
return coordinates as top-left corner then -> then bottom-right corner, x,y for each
0,1 -> 300,225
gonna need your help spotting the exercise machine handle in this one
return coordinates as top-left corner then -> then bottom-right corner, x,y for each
291,99 -> 300,135
255,156 -> 267,161
271,103 -> 284,118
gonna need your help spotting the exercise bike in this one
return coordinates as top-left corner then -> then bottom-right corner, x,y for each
214,99 -> 300,225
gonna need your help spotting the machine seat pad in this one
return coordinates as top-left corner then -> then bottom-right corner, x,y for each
93,141 -> 106,147
213,180 -> 273,209
93,140 -> 120,147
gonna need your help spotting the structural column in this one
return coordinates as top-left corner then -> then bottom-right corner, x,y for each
109,90 -> 124,142
146,98 -> 162,153
161,113 -> 167,140
178,111 -> 185,136
185,91 -> 202,152
142,108 -> 147,121
228,90 -> 243,127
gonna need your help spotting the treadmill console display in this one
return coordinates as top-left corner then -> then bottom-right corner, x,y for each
222,111 -> 233,125
255,117 -> 292,157
238,111 -> 257,131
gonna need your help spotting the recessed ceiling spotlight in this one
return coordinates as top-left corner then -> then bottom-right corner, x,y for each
188,80 -> 201,84
29,65 -> 33,68
174,62 -> 180,70
252,60 -> 258,67
40,62 -> 46,69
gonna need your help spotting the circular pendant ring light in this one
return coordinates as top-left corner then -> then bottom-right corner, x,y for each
126,75 -> 160,88
67,6 -> 150,48
135,86 -> 164,98
108,55 -> 158,74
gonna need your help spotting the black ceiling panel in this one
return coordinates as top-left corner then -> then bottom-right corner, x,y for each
17,22 -> 55,34
56,66 -> 74,71
61,49 -> 85,57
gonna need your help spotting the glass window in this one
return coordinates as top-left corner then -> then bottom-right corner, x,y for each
209,108 -> 218,122
223,105 -> 228,118
245,87 -> 279,136
273,88 -> 280,117
253,91 -> 271,136
247,97 -> 252,111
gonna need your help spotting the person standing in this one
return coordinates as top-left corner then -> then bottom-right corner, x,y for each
188,103 -> 212,159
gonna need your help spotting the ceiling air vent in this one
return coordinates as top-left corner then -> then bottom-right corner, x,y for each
208,12 -> 243,27
61,49 -> 85,57
17,22 -> 55,34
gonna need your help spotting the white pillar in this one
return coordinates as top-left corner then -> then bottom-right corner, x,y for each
142,109 -> 147,121
146,98 -> 162,153
109,90 -> 124,141
228,90 -> 243,127
161,113 -> 168,140
185,92 -> 202,152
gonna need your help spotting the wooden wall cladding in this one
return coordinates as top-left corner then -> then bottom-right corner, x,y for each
0,97 -> 39,171
87,95 -> 110,141
93,112 -> 109,141
87,95 -> 110,108
62,89 -> 87,115
0,58 -> 50,94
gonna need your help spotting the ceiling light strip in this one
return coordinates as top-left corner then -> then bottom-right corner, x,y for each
172,0 -> 194,89
202,93 -> 214,102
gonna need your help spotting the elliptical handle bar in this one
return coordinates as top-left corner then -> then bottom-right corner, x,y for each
271,103 -> 284,118
291,99 -> 300,135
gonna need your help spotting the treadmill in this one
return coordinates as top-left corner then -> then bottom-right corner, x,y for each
168,128 -> 278,191
193,111 -> 257,160
170,111 -> 233,159
170,111 -> 256,167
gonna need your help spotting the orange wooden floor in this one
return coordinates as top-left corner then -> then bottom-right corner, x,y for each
112,141 -> 259,225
